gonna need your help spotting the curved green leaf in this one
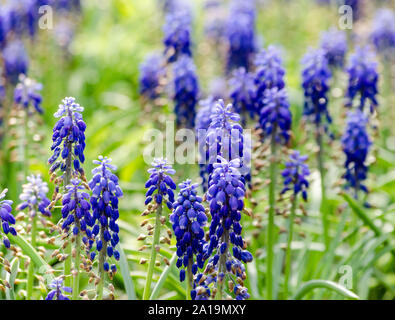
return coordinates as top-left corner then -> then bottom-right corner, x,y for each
293,280 -> 360,300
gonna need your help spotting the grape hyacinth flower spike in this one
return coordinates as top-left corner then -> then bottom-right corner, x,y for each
370,9 -> 395,61
301,47 -> 332,248
139,53 -> 165,101
17,174 -> 51,299
341,110 -> 371,197
195,156 -> 252,300
45,277 -> 72,300
280,151 -> 310,298
142,158 -> 176,300
170,180 -> 207,296
48,97 -> 87,184
229,67 -> 257,122
173,55 -> 199,128
89,156 -> 123,299
320,28 -> 348,69
0,189 -> 16,249
14,74 -> 43,113
346,47 -> 379,114
2,39 -> 29,85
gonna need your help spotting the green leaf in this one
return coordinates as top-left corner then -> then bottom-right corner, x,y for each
293,280 -> 360,300
5,258 -> 19,300
116,244 -> 136,300
150,252 -> 178,300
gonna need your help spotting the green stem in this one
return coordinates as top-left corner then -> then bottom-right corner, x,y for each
72,220 -> 81,300
283,195 -> 298,300
316,126 -> 329,248
63,141 -> 73,288
142,203 -> 162,300
293,280 -> 360,300
186,259 -> 193,300
217,226 -> 229,300
26,213 -> 37,300
97,226 -> 107,300
267,134 -> 277,300
150,252 -> 177,300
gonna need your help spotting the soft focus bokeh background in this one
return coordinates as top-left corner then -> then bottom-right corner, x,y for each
1,0 -> 395,300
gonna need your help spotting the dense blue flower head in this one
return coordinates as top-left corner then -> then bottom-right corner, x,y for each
370,9 -> 395,60
196,156 -> 251,300
170,180 -> 207,282
320,28 -> 348,69
341,110 -> 371,194
2,39 -> 29,85
281,151 -> 310,201
0,189 -> 16,249
343,0 -> 361,21
345,46 -> 379,114
163,9 -> 192,63
45,277 -> 72,300
229,67 -> 256,121
254,46 -> 285,114
17,174 -> 51,217
259,87 -> 292,144
14,75 -> 43,113
60,178 -> 91,236
225,0 -> 256,72
88,156 -> 123,272
139,53 -> 165,100
301,48 -> 332,127
48,97 -> 86,178
145,158 -> 176,210
173,55 -> 199,128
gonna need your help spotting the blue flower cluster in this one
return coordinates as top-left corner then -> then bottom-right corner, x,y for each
61,179 -> 91,236
173,55 -> 200,128
197,156 -> 251,300
170,180 -> 207,282
88,156 -> 123,273
345,47 -> 379,114
344,0 -> 361,21
370,9 -> 395,60
281,151 -> 310,201
48,97 -> 86,177
226,0 -> 256,72
163,9 -> 192,63
139,53 -> 165,100
254,46 -> 285,114
259,87 -> 292,144
17,174 -> 51,217
14,74 -> 43,113
341,110 -> 371,195
145,158 -> 176,210
204,0 -> 226,45
229,67 -> 256,121
301,48 -> 332,127
320,28 -> 348,69
0,189 -> 16,249
2,39 -> 29,85
45,277 -> 72,300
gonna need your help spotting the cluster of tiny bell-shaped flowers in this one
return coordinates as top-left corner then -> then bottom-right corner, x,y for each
60,178 -> 91,236
281,151 -> 310,201
45,277 -> 72,300
229,67 -> 256,122
341,110 -> 371,195
172,55 -> 200,128
14,74 -> 43,113
88,156 -> 123,273
170,180 -> 207,282
259,87 -> 292,145
139,52 -> 165,101
370,8 -> 395,61
320,28 -> 348,69
48,97 -> 86,177
345,46 -> 379,114
225,0 -> 256,73
254,45 -> 286,115
17,174 -> 51,217
0,189 -> 16,249
301,48 -> 332,128
145,158 -> 176,209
